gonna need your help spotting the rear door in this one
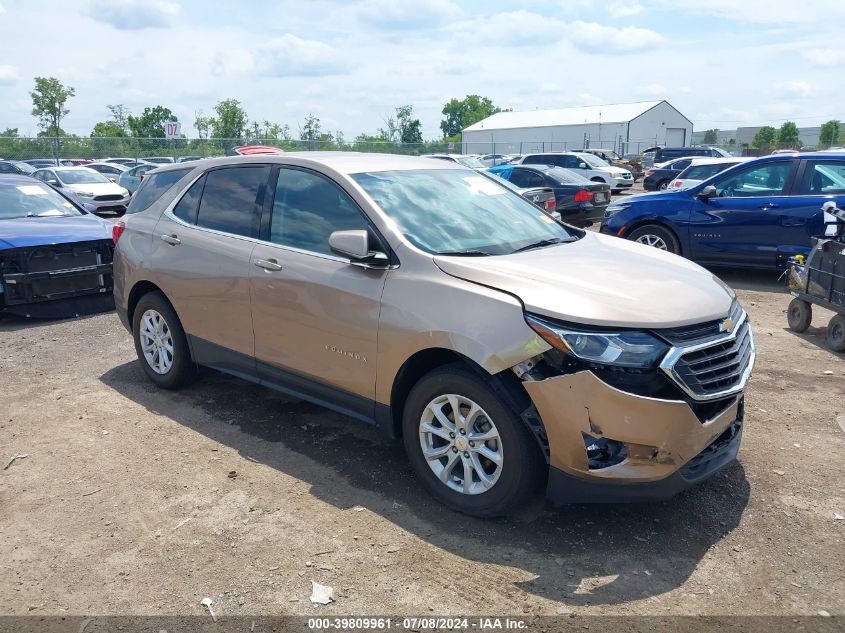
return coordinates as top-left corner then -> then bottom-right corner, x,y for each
151,164 -> 269,365
688,159 -> 797,267
249,166 -> 388,420
509,168 -> 545,189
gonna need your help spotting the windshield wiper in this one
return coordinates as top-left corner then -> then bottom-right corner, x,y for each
511,237 -> 571,254
435,249 -> 492,257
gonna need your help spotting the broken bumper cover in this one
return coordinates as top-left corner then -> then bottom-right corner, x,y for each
523,371 -> 745,504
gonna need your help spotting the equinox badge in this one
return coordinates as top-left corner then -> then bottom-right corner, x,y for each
719,317 -> 734,333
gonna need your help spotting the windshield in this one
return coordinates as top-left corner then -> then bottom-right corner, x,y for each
680,162 -> 740,180
57,169 -> 111,185
578,153 -> 608,168
12,161 -> 36,174
352,169 -> 579,256
545,166 -> 591,184
455,156 -> 485,168
0,183 -> 83,219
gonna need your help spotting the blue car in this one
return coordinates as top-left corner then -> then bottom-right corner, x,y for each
600,152 -> 845,269
0,174 -> 115,317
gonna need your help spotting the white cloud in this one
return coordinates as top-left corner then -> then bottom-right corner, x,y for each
569,21 -> 663,53
609,1 -> 644,17
803,48 -> 845,68
670,0 -> 845,24
0,64 -> 19,84
255,35 -> 348,77
87,0 -> 180,30
452,11 -> 565,47
357,0 -> 461,30
774,80 -> 812,98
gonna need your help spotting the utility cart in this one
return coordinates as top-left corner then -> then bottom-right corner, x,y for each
786,201 -> 845,352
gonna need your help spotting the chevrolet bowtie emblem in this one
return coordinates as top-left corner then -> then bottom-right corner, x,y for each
719,317 -> 734,333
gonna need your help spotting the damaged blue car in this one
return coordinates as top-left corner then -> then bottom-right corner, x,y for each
0,174 -> 115,318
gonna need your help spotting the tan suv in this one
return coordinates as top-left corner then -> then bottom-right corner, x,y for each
113,153 -> 754,517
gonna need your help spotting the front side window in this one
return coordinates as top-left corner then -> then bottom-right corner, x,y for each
270,168 -> 368,255
195,166 -> 268,237
715,162 -> 793,198
510,169 -> 544,188
578,153 -> 608,168
126,167 -> 192,214
352,169 -> 580,256
797,161 -> 845,195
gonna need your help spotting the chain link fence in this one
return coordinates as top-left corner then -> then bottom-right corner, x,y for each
0,136 -> 454,163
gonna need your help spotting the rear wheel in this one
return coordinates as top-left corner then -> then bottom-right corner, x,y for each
402,365 -> 545,517
826,314 -> 845,352
787,298 -> 812,333
132,291 -> 196,389
627,224 -> 680,254
658,180 -> 670,190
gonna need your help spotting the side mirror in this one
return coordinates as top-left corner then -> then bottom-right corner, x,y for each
697,185 -> 717,200
329,229 -> 389,266
47,179 -> 60,187
108,176 -> 118,183
578,162 -> 588,169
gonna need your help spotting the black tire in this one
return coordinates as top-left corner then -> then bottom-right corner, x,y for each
826,314 -> 845,352
658,180 -> 670,190
627,224 -> 681,254
132,291 -> 196,389
402,365 -> 546,517
787,298 -> 812,333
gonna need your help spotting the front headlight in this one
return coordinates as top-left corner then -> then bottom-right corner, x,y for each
605,202 -> 629,216
526,315 -> 669,368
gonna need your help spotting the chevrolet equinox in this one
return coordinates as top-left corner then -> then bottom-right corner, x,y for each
113,153 -> 754,517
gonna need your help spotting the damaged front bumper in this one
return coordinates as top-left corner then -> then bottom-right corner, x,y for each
523,371 -> 744,503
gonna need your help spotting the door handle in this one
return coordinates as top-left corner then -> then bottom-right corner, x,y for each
160,234 -> 181,245
255,258 -> 283,271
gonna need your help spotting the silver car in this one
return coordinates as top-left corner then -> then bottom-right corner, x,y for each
32,166 -> 131,215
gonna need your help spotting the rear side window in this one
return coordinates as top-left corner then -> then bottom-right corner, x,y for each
510,169 -> 545,188
195,166 -> 268,237
172,174 -> 206,224
797,161 -> 845,195
657,148 -> 707,162
126,168 -> 191,214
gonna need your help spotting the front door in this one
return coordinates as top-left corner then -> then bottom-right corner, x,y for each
688,159 -> 797,268
249,166 -> 388,422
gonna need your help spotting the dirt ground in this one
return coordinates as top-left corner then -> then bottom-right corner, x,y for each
1,211 -> 844,620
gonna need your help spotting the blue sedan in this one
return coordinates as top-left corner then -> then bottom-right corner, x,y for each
600,152 -> 845,269
0,174 -> 115,317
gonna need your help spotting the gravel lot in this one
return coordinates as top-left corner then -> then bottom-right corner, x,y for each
1,191 -> 844,621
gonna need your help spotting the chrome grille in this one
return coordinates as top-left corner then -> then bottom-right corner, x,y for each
94,194 -> 123,201
660,307 -> 755,401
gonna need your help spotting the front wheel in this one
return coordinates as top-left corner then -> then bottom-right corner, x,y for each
787,298 -> 812,333
627,224 -> 680,254
827,314 -> 845,352
402,366 -> 545,517
132,291 -> 196,389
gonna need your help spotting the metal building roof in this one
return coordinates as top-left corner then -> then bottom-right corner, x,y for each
463,101 -> 664,132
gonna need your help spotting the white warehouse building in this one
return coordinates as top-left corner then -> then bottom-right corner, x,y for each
461,100 -> 693,156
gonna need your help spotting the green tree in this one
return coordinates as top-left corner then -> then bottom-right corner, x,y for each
777,121 -> 801,149
819,120 -> 841,147
396,105 -> 423,144
194,110 -> 213,139
752,126 -> 778,152
128,106 -> 177,138
91,121 -> 126,137
211,98 -> 248,140
30,76 -> 75,137
440,95 -> 506,137
107,104 -> 130,134
702,129 -> 718,144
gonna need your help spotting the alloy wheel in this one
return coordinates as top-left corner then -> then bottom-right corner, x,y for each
635,234 -> 668,250
418,394 -> 503,495
139,309 -> 174,375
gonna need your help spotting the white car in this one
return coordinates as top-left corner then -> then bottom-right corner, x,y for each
32,166 -> 132,215
668,157 -> 751,191
518,152 -> 633,192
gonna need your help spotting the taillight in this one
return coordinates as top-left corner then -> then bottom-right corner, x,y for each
645,170 -> 654,177
112,221 -> 125,244
673,181 -> 682,187
544,198 -> 556,210
574,189 -> 593,203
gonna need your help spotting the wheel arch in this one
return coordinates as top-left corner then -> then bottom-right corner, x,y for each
127,280 -> 175,326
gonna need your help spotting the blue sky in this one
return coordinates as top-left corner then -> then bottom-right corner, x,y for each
0,0 -> 843,139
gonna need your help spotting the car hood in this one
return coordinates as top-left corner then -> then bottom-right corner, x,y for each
64,182 -> 127,195
603,166 -> 630,175
0,215 -> 112,249
433,232 -> 733,328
